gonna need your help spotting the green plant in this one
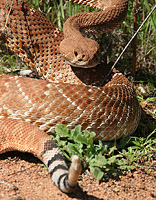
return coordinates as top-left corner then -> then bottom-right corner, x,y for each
51,124 -> 156,180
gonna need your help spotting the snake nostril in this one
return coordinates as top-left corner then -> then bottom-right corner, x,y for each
82,55 -> 85,58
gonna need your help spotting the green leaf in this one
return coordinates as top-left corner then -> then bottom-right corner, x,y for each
90,167 -> 104,180
89,154 -> 107,167
87,131 -> 96,145
75,134 -> 88,145
55,124 -> 70,137
107,155 -> 123,165
119,165 -> 136,170
67,143 -> 83,156
71,125 -> 82,138
74,125 -> 82,134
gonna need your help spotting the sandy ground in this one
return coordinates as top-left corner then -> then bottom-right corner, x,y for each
0,151 -> 156,200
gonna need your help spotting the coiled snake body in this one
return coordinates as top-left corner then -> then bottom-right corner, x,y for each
0,0 -> 141,193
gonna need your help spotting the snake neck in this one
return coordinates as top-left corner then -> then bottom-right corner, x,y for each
63,0 -> 128,36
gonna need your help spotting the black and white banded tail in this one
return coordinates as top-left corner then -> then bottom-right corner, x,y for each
41,140 -> 81,193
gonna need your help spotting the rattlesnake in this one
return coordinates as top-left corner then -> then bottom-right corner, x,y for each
0,0 -> 141,193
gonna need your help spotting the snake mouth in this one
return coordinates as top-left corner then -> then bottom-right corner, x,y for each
63,57 -> 98,68
62,50 -> 101,68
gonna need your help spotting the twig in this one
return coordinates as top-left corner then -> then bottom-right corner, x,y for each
101,5 -> 156,86
0,180 -> 18,190
132,0 -> 138,76
7,164 -> 37,177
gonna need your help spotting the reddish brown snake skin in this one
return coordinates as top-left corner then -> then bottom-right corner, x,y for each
0,0 -> 141,193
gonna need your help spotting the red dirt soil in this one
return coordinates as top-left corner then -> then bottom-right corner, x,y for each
0,151 -> 156,200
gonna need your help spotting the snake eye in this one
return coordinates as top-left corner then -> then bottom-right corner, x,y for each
74,51 -> 78,57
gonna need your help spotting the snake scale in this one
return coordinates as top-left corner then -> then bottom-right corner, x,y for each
0,0 -> 141,193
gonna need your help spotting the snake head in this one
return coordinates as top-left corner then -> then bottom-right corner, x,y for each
60,37 -> 100,68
